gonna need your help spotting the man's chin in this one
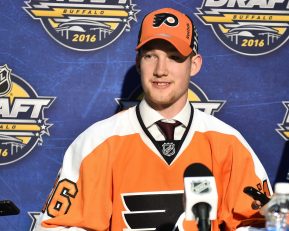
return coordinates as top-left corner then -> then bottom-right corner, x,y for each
146,98 -> 174,110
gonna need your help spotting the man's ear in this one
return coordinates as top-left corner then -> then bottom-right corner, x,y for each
190,54 -> 202,77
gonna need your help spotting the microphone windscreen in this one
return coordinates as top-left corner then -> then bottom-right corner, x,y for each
184,163 -> 212,178
183,163 -> 218,221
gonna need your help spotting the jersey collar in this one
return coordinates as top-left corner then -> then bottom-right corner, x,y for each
139,99 -> 191,128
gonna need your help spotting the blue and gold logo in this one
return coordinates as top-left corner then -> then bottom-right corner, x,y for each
195,0 -> 289,55
0,65 -> 54,165
277,101 -> 289,140
24,0 -> 139,51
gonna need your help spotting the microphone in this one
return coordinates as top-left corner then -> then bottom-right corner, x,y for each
183,163 -> 218,231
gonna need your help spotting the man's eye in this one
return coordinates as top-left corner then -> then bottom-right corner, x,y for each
143,54 -> 156,60
144,54 -> 152,59
170,55 -> 181,61
170,55 -> 186,62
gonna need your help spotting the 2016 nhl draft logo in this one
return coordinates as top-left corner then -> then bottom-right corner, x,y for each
23,0 -> 139,51
195,0 -> 289,56
116,81 -> 225,115
0,64 -> 54,165
276,101 -> 289,140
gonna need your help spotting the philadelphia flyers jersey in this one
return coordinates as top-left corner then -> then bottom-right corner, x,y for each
33,103 -> 272,231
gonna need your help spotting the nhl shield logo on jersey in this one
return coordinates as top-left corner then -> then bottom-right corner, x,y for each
195,0 -> 289,55
0,64 -> 55,165
23,0 -> 139,51
161,142 -> 176,157
276,101 -> 289,140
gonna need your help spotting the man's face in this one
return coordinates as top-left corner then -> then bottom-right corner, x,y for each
137,40 -> 201,112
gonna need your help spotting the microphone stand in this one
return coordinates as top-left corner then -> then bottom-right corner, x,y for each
193,202 -> 211,231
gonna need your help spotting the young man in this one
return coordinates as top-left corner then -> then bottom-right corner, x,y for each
33,8 -> 272,231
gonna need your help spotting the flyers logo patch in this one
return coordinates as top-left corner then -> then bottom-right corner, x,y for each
0,64 -> 55,165
153,13 -> 179,27
195,0 -> 289,55
122,191 -> 184,230
24,0 -> 139,51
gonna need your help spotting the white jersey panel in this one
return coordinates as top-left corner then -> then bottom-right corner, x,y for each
60,107 -> 138,183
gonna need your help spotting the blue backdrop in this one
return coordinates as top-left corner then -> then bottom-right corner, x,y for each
0,0 -> 288,230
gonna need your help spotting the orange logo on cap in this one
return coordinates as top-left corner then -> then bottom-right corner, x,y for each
153,13 -> 179,27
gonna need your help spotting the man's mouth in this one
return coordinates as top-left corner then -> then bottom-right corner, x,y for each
153,81 -> 170,87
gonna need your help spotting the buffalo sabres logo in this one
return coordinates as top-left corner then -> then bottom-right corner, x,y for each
0,64 -> 55,165
195,0 -> 289,55
23,0 -> 139,51
0,65 -> 12,96
276,101 -> 289,140
161,142 -> 176,157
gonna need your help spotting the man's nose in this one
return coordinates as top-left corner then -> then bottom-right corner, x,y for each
153,58 -> 168,77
